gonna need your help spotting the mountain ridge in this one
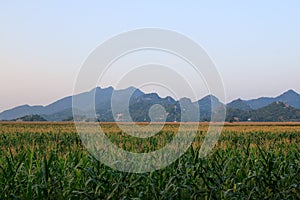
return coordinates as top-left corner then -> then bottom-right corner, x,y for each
1,87 -> 300,122
240,89 -> 300,109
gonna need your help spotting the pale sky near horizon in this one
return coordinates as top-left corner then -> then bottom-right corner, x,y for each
1,1 -> 300,112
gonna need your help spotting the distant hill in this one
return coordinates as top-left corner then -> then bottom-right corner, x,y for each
251,101 -> 300,122
1,87 -> 300,122
12,114 -> 47,122
0,105 -> 45,121
226,102 -> 300,122
227,98 -> 252,111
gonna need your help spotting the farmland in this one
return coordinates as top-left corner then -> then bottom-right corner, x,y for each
0,122 -> 299,199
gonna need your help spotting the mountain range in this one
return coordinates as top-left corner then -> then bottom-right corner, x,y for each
1,87 -> 300,122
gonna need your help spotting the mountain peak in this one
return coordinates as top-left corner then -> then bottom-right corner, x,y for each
93,86 -> 114,91
227,98 -> 251,110
283,89 -> 299,96
200,94 -> 219,101
277,89 -> 299,100
234,98 -> 243,102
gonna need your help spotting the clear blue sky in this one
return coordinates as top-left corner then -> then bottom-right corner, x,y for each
1,1 -> 300,112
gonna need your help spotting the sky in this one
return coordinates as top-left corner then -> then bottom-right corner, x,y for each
1,1 -> 300,112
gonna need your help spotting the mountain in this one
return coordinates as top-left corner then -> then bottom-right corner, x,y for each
226,102 -> 300,122
252,101 -> 300,122
243,89 -> 300,109
93,88 -> 178,122
0,87 -> 116,121
227,98 -> 252,110
276,89 -> 300,108
0,105 -> 45,120
195,95 -> 224,121
0,86 -> 179,122
244,97 -> 274,109
1,88 -> 300,122
251,101 -> 300,122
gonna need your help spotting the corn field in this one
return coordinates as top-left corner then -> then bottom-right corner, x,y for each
0,122 -> 299,199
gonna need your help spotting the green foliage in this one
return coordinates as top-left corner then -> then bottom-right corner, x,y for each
0,123 -> 299,199
13,114 -> 47,122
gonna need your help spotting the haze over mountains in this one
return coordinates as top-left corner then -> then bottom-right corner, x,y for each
1,87 -> 300,122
